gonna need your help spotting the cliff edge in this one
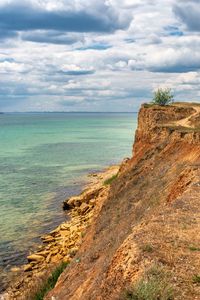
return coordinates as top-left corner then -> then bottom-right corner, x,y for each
47,103 -> 200,300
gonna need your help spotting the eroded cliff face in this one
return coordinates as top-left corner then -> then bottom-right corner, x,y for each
133,104 -> 196,159
46,103 -> 200,300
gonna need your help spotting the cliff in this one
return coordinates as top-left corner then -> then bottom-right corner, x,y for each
46,103 -> 200,300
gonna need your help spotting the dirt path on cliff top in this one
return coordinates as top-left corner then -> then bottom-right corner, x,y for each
174,104 -> 200,128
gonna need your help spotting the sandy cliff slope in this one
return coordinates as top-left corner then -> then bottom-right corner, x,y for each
46,103 -> 200,300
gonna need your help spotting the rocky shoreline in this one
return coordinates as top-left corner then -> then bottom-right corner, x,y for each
2,165 -> 119,300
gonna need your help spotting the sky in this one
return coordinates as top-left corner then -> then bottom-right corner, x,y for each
0,0 -> 200,112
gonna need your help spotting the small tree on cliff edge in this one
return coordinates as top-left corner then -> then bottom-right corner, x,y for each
152,88 -> 174,106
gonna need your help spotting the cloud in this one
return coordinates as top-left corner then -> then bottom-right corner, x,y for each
0,29 -> 18,41
0,56 -> 15,63
60,70 -> 95,76
164,25 -> 183,37
59,64 -> 95,76
173,1 -> 200,31
77,44 -> 112,51
127,35 -> 200,73
147,48 -> 200,73
0,61 -> 31,73
0,1 -> 131,34
1,0 -> 200,112
21,31 -> 83,45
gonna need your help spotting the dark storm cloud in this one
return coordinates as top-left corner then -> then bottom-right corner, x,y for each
0,2 -> 131,35
0,29 -> 18,41
59,70 -> 95,76
21,31 -> 81,45
173,2 -> 200,31
149,65 -> 200,73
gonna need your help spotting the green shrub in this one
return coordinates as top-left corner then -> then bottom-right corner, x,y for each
33,262 -> 68,300
124,265 -> 173,300
152,88 -> 174,106
104,174 -> 118,185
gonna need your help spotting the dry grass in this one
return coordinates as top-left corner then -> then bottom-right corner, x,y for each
124,264 -> 173,300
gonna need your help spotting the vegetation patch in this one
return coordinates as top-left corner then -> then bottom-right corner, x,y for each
143,103 -> 154,108
104,173 -> 118,185
193,275 -> 200,284
189,246 -> 200,252
165,125 -> 200,133
141,244 -> 154,253
33,262 -> 68,300
124,264 -> 174,300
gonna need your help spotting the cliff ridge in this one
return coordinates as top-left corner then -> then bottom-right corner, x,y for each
46,103 -> 200,300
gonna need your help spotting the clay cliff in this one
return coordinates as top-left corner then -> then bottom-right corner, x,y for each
46,103 -> 200,300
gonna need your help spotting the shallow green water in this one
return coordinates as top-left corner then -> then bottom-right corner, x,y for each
0,112 -> 137,288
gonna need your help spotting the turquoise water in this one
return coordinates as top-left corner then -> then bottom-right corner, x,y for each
0,112 -> 137,289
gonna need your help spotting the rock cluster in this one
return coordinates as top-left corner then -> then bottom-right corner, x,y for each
5,166 -> 119,300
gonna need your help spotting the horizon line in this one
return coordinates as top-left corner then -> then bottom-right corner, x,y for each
1,111 -> 138,114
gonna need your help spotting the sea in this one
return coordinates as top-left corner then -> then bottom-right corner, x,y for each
0,112 -> 137,291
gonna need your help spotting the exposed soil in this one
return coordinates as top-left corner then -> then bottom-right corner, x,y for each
46,103 -> 200,300
173,103 -> 200,128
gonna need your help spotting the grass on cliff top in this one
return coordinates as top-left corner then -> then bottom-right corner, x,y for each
174,102 -> 200,107
143,101 -> 200,109
123,264 -> 174,300
104,173 -> 118,185
143,103 -> 175,110
33,262 -> 68,300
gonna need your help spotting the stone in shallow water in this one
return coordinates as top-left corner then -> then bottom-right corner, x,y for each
23,264 -> 32,272
27,254 -> 44,262
10,267 -> 21,273
41,235 -> 55,243
59,224 -> 70,232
